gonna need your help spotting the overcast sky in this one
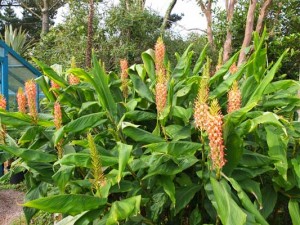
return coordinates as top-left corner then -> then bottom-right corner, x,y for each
56,0 -> 226,36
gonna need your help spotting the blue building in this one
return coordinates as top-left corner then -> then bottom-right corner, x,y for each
0,40 -> 41,109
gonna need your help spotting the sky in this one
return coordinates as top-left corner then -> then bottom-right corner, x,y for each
56,0 -> 226,36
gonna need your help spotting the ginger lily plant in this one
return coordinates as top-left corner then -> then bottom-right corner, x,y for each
0,32 -> 300,225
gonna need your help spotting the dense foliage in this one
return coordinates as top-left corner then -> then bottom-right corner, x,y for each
0,31 -> 300,224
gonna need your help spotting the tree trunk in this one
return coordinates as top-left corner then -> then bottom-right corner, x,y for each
238,0 -> 257,66
223,0 -> 236,63
41,0 -> 49,35
86,0 -> 94,68
197,0 -> 215,50
160,0 -> 177,35
255,0 -> 272,35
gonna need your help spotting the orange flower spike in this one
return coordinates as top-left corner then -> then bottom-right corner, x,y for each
227,81 -> 242,113
25,80 -> 38,122
194,77 -> 209,131
120,59 -> 129,99
229,63 -> 238,74
207,99 -> 226,173
17,88 -> 26,113
51,80 -> 60,89
0,94 -> 6,110
155,81 -> 168,115
69,57 -> 80,85
155,37 -> 166,74
54,102 -> 62,130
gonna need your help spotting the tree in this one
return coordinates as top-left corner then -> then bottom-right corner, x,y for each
17,0 -> 66,35
196,0 -> 215,50
237,0 -> 257,66
86,0 -> 94,68
222,0 -> 236,63
160,0 -> 177,35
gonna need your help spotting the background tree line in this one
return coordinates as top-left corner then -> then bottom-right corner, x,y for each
0,0 -> 299,79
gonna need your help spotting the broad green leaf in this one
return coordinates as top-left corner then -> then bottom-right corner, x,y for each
248,112 -> 286,133
210,62 -> 248,99
227,177 -> 268,225
26,162 -> 54,183
58,153 -> 118,168
106,195 -> 141,225
123,126 -> 164,144
189,205 -> 202,225
145,141 -> 201,157
266,126 -> 288,180
0,145 -> 56,162
33,58 -> 68,88
246,49 -> 288,106
239,150 -> 271,168
260,185 -> 277,218
172,106 -> 193,124
128,70 -> 154,102
175,184 -> 201,215
52,165 -> 74,192
239,179 -> 262,208
141,49 -> 155,81
144,155 -> 198,179
24,182 -> 48,223
264,80 -> 300,95
23,194 -> 106,216
172,44 -> 193,79
18,126 -> 42,145
36,76 -> 55,102
193,43 -> 208,74
289,199 -> 300,225
210,178 -> 247,225
117,142 -> 132,183
165,125 -> 191,141
54,113 -> 106,144
209,51 -> 240,84
125,111 -> 156,122
159,176 -> 176,206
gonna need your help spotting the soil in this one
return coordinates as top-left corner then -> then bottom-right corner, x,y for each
0,189 -> 25,225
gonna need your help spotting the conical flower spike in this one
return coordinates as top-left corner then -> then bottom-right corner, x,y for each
69,57 -> 80,85
54,102 -> 62,130
0,94 -> 6,110
228,81 -> 242,113
17,88 -> 26,113
207,99 -> 226,174
25,80 -> 38,123
88,133 -> 106,195
120,59 -> 129,99
155,37 -> 165,75
51,80 -> 60,89
194,77 -> 209,131
229,63 -> 237,74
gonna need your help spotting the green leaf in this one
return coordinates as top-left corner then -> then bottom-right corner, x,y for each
36,76 -> 55,102
141,49 -> 155,81
226,177 -> 268,225
158,176 -> 176,206
172,44 -> 193,79
117,142 -> 132,183
106,196 -> 141,225
172,106 -> 193,124
145,141 -> 201,157
209,51 -> 240,84
54,113 -> 106,144
123,126 -> 164,144
125,110 -> 156,122
189,205 -> 202,225
289,199 -> 300,225
23,194 -> 107,216
0,145 -> 56,162
260,185 -> 277,218
18,126 -> 41,145
266,126 -> 288,180
52,165 -> 74,192
128,70 -> 154,102
58,153 -> 117,168
245,49 -> 288,106
175,184 -> 201,215
210,178 -> 247,225
33,58 -> 68,88
193,43 -> 208,74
